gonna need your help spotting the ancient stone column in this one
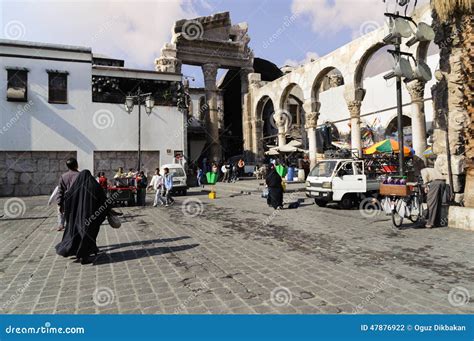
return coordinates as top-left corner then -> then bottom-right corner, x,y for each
407,80 -> 427,158
347,100 -> 362,157
273,110 -> 289,147
202,63 -> 221,161
240,67 -> 253,161
240,67 -> 253,105
305,112 -> 319,169
252,119 -> 264,162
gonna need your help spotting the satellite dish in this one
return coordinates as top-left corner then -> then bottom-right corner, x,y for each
406,22 -> 435,47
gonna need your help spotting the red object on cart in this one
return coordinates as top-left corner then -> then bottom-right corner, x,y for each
381,165 -> 397,173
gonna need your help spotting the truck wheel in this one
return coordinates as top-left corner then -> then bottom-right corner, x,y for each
314,199 -> 327,207
182,190 -> 187,196
339,195 -> 355,209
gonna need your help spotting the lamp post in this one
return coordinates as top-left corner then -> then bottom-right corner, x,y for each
124,88 -> 155,171
382,6 -> 434,176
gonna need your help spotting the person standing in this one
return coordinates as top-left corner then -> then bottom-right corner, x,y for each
114,167 -> 125,178
162,167 -> 175,207
55,170 -> 110,264
221,162 -> 229,182
56,158 -> 80,231
136,170 -> 148,206
197,167 -> 204,188
421,168 -> 451,228
237,158 -> 245,179
265,164 -> 284,210
98,172 -> 108,190
148,168 -> 164,207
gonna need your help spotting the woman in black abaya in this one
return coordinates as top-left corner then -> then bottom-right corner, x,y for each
265,165 -> 284,210
56,169 -> 109,264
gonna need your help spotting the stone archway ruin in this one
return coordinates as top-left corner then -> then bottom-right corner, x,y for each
155,12 -> 254,162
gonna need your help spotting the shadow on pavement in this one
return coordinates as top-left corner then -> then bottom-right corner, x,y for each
99,236 -> 192,253
94,243 -> 199,265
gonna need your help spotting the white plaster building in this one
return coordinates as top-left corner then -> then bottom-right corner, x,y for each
0,39 -> 185,196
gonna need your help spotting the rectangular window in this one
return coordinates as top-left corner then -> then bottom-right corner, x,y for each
6,69 -> 28,102
48,72 -> 68,104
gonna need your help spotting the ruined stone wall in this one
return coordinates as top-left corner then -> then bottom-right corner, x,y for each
0,151 -> 77,197
431,9 -> 471,203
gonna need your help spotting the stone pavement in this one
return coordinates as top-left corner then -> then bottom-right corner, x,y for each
0,180 -> 473,314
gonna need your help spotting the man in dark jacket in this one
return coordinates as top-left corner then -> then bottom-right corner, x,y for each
56,158 -> 79,231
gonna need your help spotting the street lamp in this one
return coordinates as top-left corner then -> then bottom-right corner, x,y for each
124,88 -> 154,171
382,8 -> 434,176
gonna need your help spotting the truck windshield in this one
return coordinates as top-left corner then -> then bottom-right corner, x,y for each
167,168 -> 185,177
309,161 -> 337,178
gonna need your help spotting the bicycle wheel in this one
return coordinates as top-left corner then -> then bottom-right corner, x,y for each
391,199 -> 404,228
409,194 -> 422,223
392,210 -> 404,228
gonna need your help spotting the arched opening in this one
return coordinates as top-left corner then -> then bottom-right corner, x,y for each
312,67 -> 345,101
218,58 -> 283,159
385,114 -> 412,146
280,83 -> 305,145
312,67 -> 346,151
354,42 -> 387,89
256,96 -> 277,150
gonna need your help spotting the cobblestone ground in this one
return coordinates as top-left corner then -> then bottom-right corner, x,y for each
0,180 -> 473,314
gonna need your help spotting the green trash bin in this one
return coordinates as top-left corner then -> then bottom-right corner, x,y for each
206,172 -> 218,185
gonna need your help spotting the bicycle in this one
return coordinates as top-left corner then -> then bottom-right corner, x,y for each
389,180 -> 424,228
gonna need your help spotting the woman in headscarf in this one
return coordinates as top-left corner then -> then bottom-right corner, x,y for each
55,169 -> 110,264
265,164 -> 284,210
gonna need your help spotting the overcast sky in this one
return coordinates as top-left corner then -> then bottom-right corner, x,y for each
1,0 -> 430,85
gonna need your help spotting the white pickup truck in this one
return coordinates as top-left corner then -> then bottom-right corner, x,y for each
305,159 -> 380,208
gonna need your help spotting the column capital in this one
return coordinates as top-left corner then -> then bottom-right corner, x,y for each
406,80 -> 426,102
305,112 -> 320,129
240,66 -> 254,74
202,63 -> 218,90
347,100 -> 362,118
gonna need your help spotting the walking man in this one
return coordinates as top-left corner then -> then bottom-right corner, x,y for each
162,167 -> 175,207
56,158 -> 79,231
148,168 -> 165,207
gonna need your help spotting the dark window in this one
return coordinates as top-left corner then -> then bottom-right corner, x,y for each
48,72 -> 68,104
7,69 -> 28,102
